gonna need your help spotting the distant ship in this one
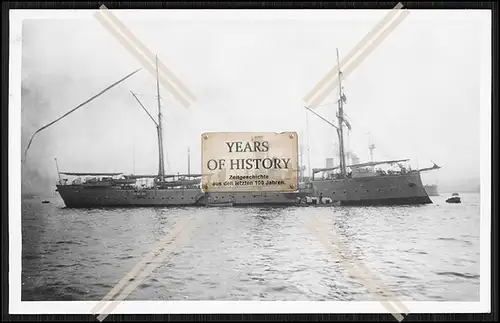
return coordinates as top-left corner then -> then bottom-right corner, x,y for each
424,184 -> 439,196
300,48 -> 441,206
55,57 -> 300,208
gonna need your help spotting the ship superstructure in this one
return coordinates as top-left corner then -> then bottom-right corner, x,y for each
302,49 -> 440,206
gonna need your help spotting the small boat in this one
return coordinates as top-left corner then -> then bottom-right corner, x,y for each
446,193 -> 461,204
42,200 -> 50,204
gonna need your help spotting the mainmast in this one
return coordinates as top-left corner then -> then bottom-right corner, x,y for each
156,55 -> 166,181
336,48 -> 347,177
368,133 -> 376,163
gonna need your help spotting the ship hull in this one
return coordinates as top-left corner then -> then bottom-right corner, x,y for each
198,191 -> 299,207
56,185 -> 203,208
310,172 -> 432,206
56,185 -> 299,208
56,173 -> 430,208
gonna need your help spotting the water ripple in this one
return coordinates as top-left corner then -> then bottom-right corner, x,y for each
22,193 -> 480,301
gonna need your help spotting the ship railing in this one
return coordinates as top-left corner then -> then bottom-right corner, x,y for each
311,159 -> 417,181
311,168 -> 414,181
57,179 -> 70,186
57,172 -> 131,186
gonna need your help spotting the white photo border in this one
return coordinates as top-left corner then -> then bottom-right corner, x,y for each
9,8 -> 492,315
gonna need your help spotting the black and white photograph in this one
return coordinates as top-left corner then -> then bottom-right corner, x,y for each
9,5 -> 492,318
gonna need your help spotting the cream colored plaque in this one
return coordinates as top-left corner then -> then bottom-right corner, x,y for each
201,132 -> 299,193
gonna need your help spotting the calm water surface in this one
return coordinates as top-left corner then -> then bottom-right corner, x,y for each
21,193 -> 481,302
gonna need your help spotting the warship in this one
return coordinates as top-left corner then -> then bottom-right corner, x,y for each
300,49 -> 441,206
54,57 -> 300,208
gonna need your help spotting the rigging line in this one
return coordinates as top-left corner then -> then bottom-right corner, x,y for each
130,91 -> 158,126
132,92 -> 157,96
304,106 -> 339,130
22,68 -> 142,164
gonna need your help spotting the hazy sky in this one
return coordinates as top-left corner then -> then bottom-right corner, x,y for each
19,9 -> 489,190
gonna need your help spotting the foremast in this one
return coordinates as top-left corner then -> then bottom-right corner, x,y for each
336,48 -> 348,178
156,55 -> 166,181
303,48 -> 349,178
130,55 -> 166,183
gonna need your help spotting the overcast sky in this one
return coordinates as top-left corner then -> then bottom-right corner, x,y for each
19,9 -> 489,190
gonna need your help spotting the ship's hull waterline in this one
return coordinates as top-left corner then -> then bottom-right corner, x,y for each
309,172 -> 432,206
55,185 -> 301,208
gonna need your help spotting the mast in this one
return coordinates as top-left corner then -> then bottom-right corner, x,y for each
336,48 -> 347,177
368,132 -> 376,163
368,133 -> 376,172
156,55 -> 165,181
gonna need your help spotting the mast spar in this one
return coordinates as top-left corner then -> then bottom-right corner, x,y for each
336,48 -> 347,177
302,48 -> 348,178
156,55 -> 166,181
129,57 -> 165,183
